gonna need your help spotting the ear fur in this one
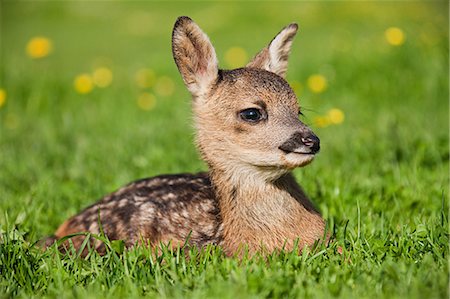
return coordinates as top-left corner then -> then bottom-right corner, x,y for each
246,23 -> 298,78
172,16 -> 218,97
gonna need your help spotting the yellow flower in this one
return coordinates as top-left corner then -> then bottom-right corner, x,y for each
135,68 -> 156,88
74,74 -> 94,94
92,67 -> 113,88
225,47 -> 248,69
385,27 -> 405,46
155,76 -> 175,97
0,89 -> 6,108
313,116 -> 331,128
327,108 -> 345,124
137,92 -> 156,111
307,74 -> 327,93
26,37 -> 53,59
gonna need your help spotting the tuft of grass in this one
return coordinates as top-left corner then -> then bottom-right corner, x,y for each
1,213 -> 448,298
1,1 -> 448,298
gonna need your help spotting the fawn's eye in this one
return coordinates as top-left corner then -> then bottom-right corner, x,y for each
239,108 -> 263,123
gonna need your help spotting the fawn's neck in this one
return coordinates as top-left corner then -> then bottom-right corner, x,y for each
210,167 -> 325,255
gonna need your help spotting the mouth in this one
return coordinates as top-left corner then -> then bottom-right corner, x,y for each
279,148 -> 316,156
289,151 -> 315,155
279,148 -> 317,168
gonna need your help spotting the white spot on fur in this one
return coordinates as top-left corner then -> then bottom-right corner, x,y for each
118,199 -> 128,208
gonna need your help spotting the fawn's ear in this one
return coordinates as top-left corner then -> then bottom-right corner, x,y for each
246,23 -> 298,78
172,16 -> 218,98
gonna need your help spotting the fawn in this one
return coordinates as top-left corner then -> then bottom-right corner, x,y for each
46,16 -> 326,256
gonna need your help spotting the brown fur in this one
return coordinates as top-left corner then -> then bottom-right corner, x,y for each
48,16 -> 326,256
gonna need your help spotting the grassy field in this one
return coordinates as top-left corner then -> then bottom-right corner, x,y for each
1,2 -> 449,298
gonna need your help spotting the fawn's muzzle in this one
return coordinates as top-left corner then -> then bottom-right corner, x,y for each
279,132 -> 320,155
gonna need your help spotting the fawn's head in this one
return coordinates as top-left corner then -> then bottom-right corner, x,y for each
172,16 -> 320,181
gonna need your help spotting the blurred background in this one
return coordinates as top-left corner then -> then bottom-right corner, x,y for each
0,2 -> 448,237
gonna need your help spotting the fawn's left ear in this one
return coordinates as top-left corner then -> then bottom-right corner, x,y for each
246,23 -> 298,78
172,16 -> 219,98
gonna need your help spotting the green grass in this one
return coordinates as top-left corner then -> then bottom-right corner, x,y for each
1,2 -> 448,298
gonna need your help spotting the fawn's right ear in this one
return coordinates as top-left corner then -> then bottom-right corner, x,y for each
172,16 -> 218,98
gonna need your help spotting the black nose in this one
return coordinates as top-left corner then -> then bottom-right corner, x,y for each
279,132 -> 321,154
301,134 -> 320,153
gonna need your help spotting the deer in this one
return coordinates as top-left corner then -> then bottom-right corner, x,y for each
44,16 -> 326,256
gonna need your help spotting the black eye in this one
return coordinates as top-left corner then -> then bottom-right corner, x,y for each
239,108 -> 263,123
